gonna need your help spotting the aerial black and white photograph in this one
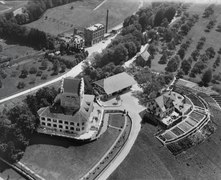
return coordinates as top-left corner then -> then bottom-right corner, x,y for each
0,0 -> 221,179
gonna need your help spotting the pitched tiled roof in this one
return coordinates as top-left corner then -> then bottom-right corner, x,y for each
93,72 -> 136,95
139,50 -> 150,61
63,77 -> 81,94
155,94 -> 174,112
155,96 -> 166,112
38,95 -> 95,123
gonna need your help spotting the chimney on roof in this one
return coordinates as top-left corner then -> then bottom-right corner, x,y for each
106,9 -> 109,33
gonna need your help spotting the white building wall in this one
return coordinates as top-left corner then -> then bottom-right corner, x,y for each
39,116 -> 88,135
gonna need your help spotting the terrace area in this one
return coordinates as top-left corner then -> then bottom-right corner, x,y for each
210,94 -> 221,108
156,91 -> 211,148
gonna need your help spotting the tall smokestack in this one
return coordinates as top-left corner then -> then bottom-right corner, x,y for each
106,9 -> 109,33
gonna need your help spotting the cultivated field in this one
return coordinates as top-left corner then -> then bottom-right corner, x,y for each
0,57 -> 65,99
151,3 -> 221,90
20,127 -> 120,180
26,0 -> 140,35
183,4 -> 221,75
109,94 -> 221,180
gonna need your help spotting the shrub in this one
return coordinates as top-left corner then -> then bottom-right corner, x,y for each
17,82 -> 25,89
189,72 -> 196,78
191,50 -> 200,61
201,69 -> 212,86
36,71 -> 43,77
0,70 -> 7,79
40,59 -> 48,70
196,41 -> 205,50
165,55 -> 180,72
29,67 -> 37,74
191,61 -> 206,75
216,25 -> 221,32
181,59 -> 192,75
60,64 -> 66,73
205,47 -> 216,59
203,5 -> 214,18
19,69 -> 28,78
41,74 -> 48,80
158,53 -> 167,64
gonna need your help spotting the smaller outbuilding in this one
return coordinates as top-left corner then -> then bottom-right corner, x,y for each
93,72 -> 136,101
136,48 -> 150,62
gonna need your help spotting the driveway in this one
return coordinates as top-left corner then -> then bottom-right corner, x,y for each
97,86 -> 146,179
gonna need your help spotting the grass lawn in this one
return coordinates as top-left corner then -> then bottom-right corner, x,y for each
150,52 -> 166,73
109,95 -> 221,180
26,0 -> 140,35
108,113 -> 125,128
20,127 -> 120,180
0,41 -> 37,60
0,57 -> 67,99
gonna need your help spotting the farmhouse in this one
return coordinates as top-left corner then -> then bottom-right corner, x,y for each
37,77 -> 102,139
59,33 -> 85,50
84,23 -> 105,46
146,91 -> 192,129
93,72 -> 136,101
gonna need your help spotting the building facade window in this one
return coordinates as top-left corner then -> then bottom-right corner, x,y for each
59,120 -> 63,124
42,122 -> 46,126
59,125 -> 63,128
53,119 -> 57,123
47,123 -> 51,126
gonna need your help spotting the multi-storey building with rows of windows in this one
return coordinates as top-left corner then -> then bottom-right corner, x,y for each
84,23 -> 105,46
37,77 -> 96,138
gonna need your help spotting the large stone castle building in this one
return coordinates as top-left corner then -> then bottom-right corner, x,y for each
37,77 -> 96,137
